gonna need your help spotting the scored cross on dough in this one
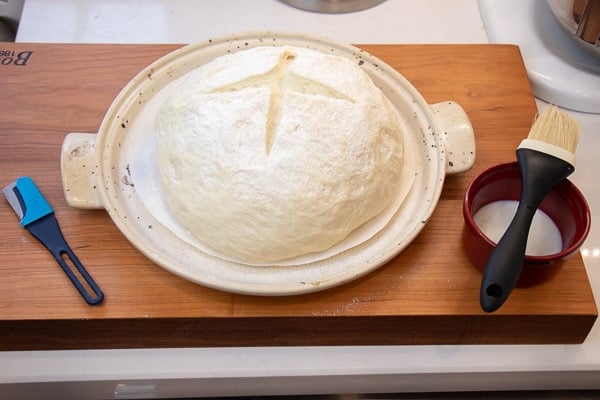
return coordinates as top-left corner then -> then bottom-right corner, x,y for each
211,50 -> 354,154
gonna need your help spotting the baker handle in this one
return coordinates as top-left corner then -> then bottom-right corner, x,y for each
60,133 -> 103,209
430,101 -> 476,175
26,214 -> 104,305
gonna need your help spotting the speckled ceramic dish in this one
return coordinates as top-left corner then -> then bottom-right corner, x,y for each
60,32 -> 475,295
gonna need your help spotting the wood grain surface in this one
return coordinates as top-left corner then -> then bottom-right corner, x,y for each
0,43 -> 596,350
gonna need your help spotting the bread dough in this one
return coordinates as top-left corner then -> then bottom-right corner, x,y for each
155,45 -> 404,263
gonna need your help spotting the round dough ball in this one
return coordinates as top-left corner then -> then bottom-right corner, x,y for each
156,45 -> 403,264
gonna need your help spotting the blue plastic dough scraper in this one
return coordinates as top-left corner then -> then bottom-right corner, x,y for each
3,176 -> 104,305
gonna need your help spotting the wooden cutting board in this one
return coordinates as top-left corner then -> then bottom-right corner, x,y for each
0,43 -> 596,350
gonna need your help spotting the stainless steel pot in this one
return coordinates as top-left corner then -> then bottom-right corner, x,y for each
547,0 -> 600,57
278,0 -> 387,13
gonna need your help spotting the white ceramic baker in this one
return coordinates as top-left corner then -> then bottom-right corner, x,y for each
60,32 -> 475,295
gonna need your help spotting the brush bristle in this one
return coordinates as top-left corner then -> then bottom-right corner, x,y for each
528,106 -> 580,154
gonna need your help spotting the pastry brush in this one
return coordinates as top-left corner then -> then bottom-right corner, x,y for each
480,106 -> 580,313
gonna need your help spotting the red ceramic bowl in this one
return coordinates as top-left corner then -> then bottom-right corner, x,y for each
462,162 -> 591,287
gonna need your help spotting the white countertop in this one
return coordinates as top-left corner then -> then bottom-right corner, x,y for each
3,0 -> 600,398
14,0 -> 488,45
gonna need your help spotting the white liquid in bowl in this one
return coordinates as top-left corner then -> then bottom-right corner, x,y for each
473,200 -> 563,256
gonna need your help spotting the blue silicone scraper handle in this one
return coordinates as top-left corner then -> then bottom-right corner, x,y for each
15,176 -> 53,226
13,177 -> 104,305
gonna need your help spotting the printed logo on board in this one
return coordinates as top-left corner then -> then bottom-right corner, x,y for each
0,50 -> 33,66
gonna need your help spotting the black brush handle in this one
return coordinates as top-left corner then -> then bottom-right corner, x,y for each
26,214 -> 104,305
480,203 -> 535,312
480,148 -> 574,313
